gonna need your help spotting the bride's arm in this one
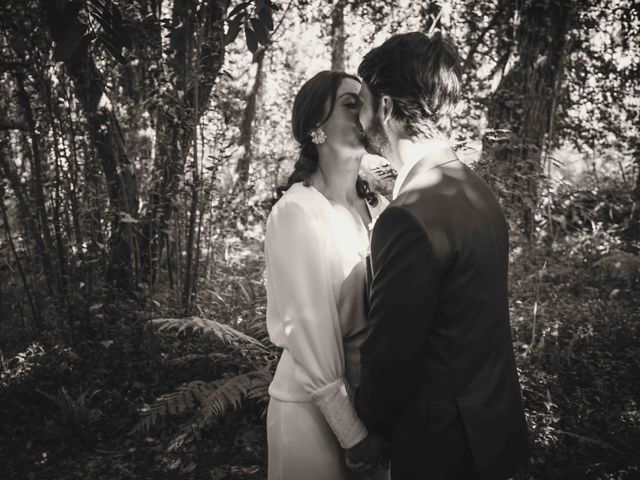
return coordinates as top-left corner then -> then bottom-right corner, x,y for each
265,198 -> 368,449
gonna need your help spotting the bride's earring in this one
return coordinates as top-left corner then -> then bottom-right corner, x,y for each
311,128 -> 327,144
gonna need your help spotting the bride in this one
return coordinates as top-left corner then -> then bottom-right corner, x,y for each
264,70 -> 390,479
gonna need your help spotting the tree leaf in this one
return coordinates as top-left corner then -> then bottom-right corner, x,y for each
52,0 -> 83,39
250,18 -> 268,45
110,3 -> 133,49
228,1 -> 251,18
53,22 -> 86,62
225,16 -> 242,45
244,26 -> 258,53
97,33 -> 127,64
258,7 -> 274,31
266,0 -> 281,11
86,0 -> 132,50
87,4 -> 124,51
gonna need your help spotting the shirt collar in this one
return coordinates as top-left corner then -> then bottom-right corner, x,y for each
392,156 -> 422,200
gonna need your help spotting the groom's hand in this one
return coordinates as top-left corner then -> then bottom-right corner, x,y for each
345,433 -> 386,474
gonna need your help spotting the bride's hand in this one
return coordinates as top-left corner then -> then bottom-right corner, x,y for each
345,433 -> 385,475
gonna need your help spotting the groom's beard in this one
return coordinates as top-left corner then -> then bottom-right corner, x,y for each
361,115 -> 392,159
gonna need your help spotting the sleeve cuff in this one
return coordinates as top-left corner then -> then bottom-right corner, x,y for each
312,378 -> 368,449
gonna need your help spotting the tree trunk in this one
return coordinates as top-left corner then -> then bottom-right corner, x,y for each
0,179 -> 42,329
140,0 -> 226,285
182,127 -> 200,314
629,136 -> 640,240
482,0 -> 574,238
330,0 -> 346,71
234,50 -> 265,191
59,71 -> 84,255
14,72 -> 60,299
41,0 -> 139,292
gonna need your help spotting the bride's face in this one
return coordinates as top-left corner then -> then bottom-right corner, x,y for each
319,78 -> 366,155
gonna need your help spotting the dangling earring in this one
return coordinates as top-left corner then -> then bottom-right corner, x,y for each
311,128 -> 327,144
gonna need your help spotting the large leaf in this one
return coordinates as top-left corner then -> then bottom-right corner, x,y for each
228,1 -> 251,18
150,316 -> 267,351
110,2 -> 132,49
87,0 -> 132,50
225,15 -> 242,45
244,25 -> 258,53
250,17 -> 268,45
52,0 -> 83,39
266,0 -> 281,11
96,32 -> 127,64
53,22 -> 87,62
258,7 -> 274,31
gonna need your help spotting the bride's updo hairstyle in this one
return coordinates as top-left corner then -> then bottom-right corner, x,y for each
276,71 -> 378,206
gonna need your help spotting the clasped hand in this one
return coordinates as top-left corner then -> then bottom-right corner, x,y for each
345,433 -> 389,477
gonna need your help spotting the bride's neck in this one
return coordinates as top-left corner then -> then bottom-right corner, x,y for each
311,152 -> 361,205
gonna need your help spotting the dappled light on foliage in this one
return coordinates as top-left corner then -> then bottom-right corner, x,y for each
0,0 -> 638,478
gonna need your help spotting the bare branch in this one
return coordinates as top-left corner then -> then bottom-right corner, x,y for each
0,117 -> 28,131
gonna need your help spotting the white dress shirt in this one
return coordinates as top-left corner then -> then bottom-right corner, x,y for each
392,156 -> 422,199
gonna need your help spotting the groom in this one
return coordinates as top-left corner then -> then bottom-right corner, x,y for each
346,32 -> 530,479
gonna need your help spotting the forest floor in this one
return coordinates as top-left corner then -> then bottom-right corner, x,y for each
1,232 -> 639,480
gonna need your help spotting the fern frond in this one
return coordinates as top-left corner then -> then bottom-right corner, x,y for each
165,369 -> 273,450
130,380 -> 217,435
168,352 -> 227,367
200,369 -> 272,421
150,316 -> 267,351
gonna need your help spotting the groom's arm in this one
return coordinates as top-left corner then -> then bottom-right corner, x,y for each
355,206 -> 441,439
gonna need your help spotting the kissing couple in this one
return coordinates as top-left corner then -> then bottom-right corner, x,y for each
264,32 -> 530,480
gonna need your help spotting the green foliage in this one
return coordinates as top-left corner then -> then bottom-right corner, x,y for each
226,0 -> 281,52
150,316 -> 268,353
37,386 -> 103,450
1,0 -> 639,478
50,0 -> 131,64
508,239 -> 640,479
128,314 -> 274,454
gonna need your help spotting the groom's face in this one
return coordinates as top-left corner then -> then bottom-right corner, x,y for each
358,83 -> 392,159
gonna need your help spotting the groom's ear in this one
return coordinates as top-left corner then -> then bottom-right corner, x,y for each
380,95 -> 394,124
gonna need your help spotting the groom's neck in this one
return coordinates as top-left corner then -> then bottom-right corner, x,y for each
393,137 -> 454,172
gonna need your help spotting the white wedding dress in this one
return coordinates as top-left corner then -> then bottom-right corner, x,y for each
264,182 -> 389,480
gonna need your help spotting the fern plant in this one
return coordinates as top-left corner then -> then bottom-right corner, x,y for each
151,316 -> 269,353
132,316 -> 275,451
37,386 -> 102,450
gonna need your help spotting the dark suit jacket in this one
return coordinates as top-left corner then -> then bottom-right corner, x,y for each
356,157 -> 530,480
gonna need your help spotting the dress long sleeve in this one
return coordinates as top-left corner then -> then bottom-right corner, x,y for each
265,196 -> 368,449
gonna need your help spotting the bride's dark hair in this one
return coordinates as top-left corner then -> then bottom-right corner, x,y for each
276,71 -> 378,206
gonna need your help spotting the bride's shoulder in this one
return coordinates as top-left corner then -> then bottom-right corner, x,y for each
268,182 -> 321,225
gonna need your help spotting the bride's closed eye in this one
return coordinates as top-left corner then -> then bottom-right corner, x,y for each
341,93 -> 361,110
345,103 -> 359,111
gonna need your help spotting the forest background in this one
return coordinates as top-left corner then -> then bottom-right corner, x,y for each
0,0 -> 639,479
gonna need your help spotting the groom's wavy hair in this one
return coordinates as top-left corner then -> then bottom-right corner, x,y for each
358,31 -> 462,140
276,71 -> 378,206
